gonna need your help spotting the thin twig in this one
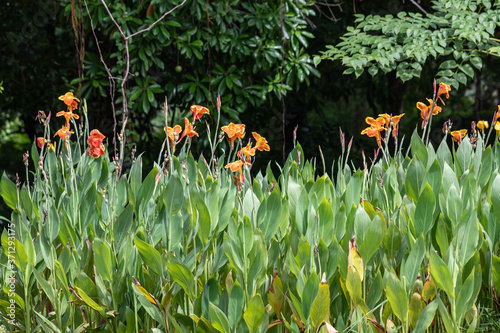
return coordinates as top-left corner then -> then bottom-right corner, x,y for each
97,0 -> 187,179
409,0 -> 428,15
83,0 -> 118,158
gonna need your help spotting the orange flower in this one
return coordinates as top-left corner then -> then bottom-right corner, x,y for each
391,113 -> 405,137
225,159 -> 250,184
417,99 -> 442,127
181,117 -> 198,139
87,129 -> 106,158
377,114 -> 392,128
252,132 -> 270,151
56,110 -> 79,124
54,124 -> 73,140
37,137 -> 46,148
365,116 -> 386,128
437,82 -> 451,99
165,124 -> 182,146
222,123 -> 246,148
361,125 -> 385,147
450,129 -> 467,144
477,120 -> 488,132
190,105 -> 210,121
238,143 -> 256,161
58,92 -> 80,111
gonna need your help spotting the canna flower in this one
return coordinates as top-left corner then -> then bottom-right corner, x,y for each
181,117 -> 199,139
87,129 -> 106,158
54,123 -> 73,140
225,159 -> 250,184
56,110 -> 79,124
378,114 -> 392,128
222,123 -> 246,148
417,99 -> 442,127
252,132 -> 270,151
190,105 -> 210,121
58,92 -> 80,111
361,124 -> 385,147
365,116 -> 386,128
476,120 -> 488,132
238,143 -> 256,161
37,137 -> 46,148
391,113 -> 405,137
437,82 -> 451,99
450,129 -> 467,144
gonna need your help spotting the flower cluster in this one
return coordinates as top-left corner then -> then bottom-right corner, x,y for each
360,113 -> 404,147
416,82 -> 450,129
164,105 -> 208,152
224,126 -> 270,187
37,92 -> 106,158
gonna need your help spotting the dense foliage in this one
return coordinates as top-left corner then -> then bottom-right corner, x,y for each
2,82 -> 500,331
317,0 -> 500,88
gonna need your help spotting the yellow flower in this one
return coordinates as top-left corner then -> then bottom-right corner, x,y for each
252,132 -> 270,151
476,120 -> 488,132
450,129 -> 467,144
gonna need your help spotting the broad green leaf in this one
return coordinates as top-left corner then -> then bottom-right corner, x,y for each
302,271 -> 319,320
458,214 -> 479,267
134,235 -> 163,275
310,280 -> 330,329
456,268 -> 475,323
267,274 -> 284,318
358,214 -> 383,265
401,235 -> 425,290
346,265 -> 362,305
0,172 -> 18,210
34,310 -> 62,333
491,175 -> 500,221
492,255 -> 500,292
259,188 -> 281,243
243,294 -> 266,333
412,300 -> 438,333
413,183 -> 436,236
228,281 -> 244,330
164,172 -> 184,215
385,271 -> 408,322
405,159 -> 425,202
167,252 -> 194,299
318,198 -> 334,246
93,238 -> 113,282
210,302 -> 231,333
410,132 -> 428,167
429,251 -> 454,299
408,292 -> 423,329
74,286 -> 107,318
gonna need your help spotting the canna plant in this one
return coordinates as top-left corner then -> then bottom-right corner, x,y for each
1,81 -> 500,333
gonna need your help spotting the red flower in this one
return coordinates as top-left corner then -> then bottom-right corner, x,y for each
37,137 -> 46,148
87,129 -> 106,158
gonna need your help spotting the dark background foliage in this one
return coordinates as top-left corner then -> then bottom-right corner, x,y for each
1,0 -> 499,218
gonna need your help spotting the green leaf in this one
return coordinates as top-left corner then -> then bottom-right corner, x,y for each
491,175 -> 500,221
470,56 -> 482,70
134,235 -> 163,275
412,300 -> 438,333
310,281 -> 330,329
405,159 -> 425,202
74,286 -> 107,318
413,183 -> 436,236
385,271 -> 408,322
401,235 -> 425,290
210,302 -> 231,333
0,172 -> 18,210
93,238 -> 113,282
429,251 -> 454,299
302,271 -> 319,320
267,274 -> 284,318
228,281 -> 244,330
167,252 -> 195,299
492,255 -> 500,292
243,294 -> 266,333
439,60 -> 457,70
